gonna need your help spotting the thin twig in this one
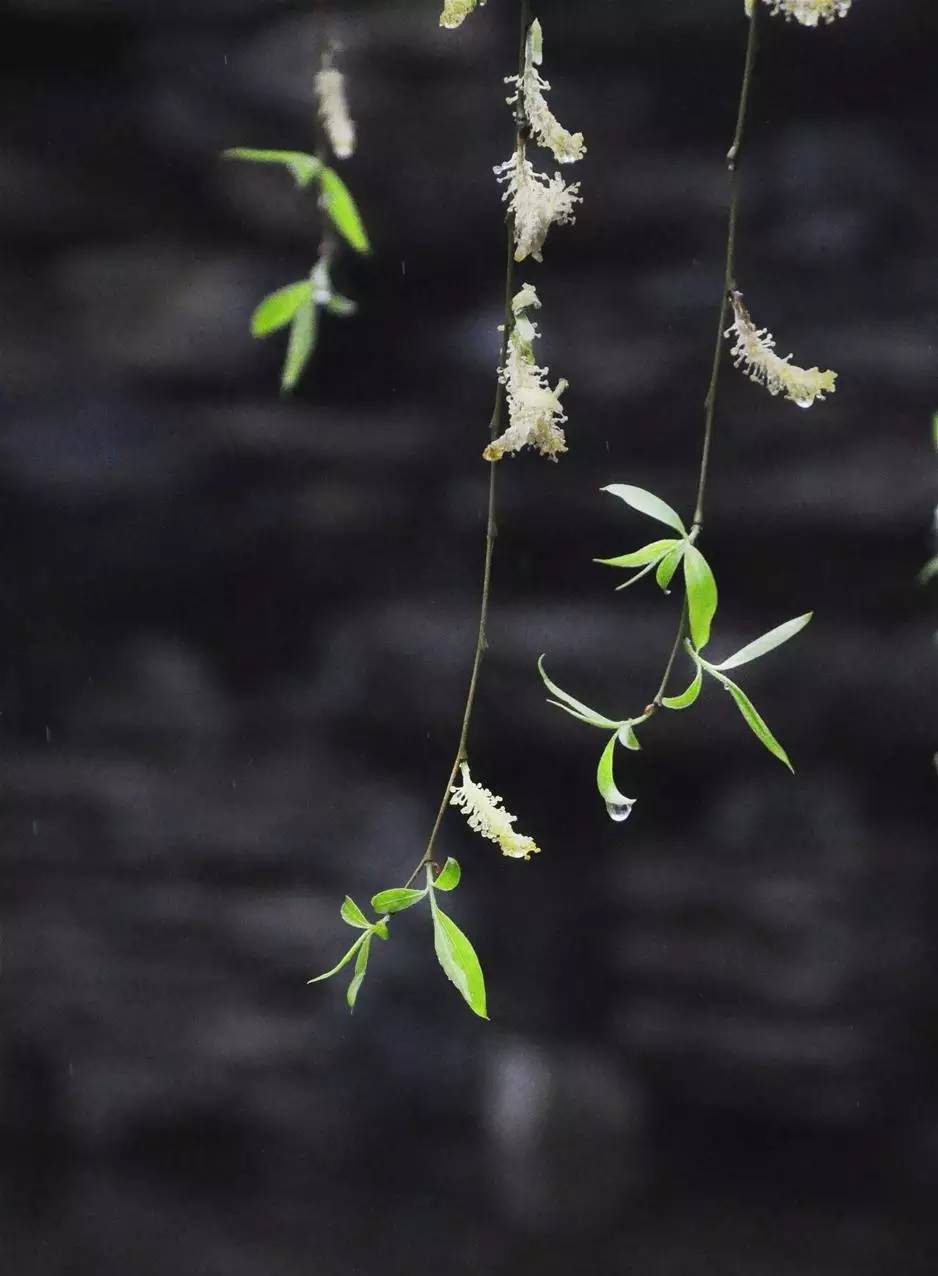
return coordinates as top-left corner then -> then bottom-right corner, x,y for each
647,6 -> 760,712
402,0 -> 533,889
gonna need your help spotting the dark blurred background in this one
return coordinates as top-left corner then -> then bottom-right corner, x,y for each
2,0 -> 937,1271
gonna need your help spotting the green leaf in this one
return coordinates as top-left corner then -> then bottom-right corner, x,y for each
281,296 -> 317,393
307,932 -> 367,984
661,665 -> 703,710
340,896 -> 371,929
683,544 -> 718,651
713,672 -> 794,772
713,612 -> 813,672
372,919 -> 389,940
346,934 -> 372,1011
434,858 -> 461,891
251,281 -> 312,338
537,656 -> 621,730
614,559 -> 665,592
428,877 -> 488,1019
617,721 -> 641,751
327,293 -> 357,318
655,542 -> 686,592
319,167 -> 370,254
597,731 -> 635,822
223,148 -> 322,188
919,556 -> 938,585
371,887 -> 426,914
595,539 -> 677,569
602,484 -> 686,535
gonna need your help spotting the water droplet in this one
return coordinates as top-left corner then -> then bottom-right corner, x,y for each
792,393 -> 813,409
605,800 -> 634,824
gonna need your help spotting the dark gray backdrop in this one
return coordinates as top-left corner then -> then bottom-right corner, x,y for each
2,1 -> 937,1272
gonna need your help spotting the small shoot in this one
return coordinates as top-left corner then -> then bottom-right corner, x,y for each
308,895 -> 389,1012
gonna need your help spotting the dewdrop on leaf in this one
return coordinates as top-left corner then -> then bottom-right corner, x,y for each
494,149 -> 581,263
725,290 -> 837,408
745,0 -> 853,25
315,63 -> 356,160
440,0 -> 486,29
505,19 -> 586,165
449,763 -> 541,860
485,284 -> 568,462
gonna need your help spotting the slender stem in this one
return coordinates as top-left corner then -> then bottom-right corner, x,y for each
649,7 -> 760,710
402,0 -> 532,889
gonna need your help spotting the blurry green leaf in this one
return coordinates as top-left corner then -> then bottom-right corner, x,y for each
346,934 -> 372,1011
319,167 -> 370,254
307,932 -> 367,984
538,656 -> 621,729
713,612 -> 813,671
223,147 -> 322,188
683,545 -> 718,651
327,293 -> 357,318
595,539 -> 677,569
251,281 -> 312,338
655,542 -> 686,592
371,887 -> 426,914
597,731 -> 635,822
428,876 -> 488,1019
661,666 -> 703,710
919,556 -> 938,585
713,672 -> 794,772
281,296 -> 317,393
340,896 -> 371,929
602,484 -> 686,535
434,858 -> 461,891
617,721 -> 641,750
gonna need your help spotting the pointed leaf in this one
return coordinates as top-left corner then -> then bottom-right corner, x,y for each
434,858 -> 461,891
656,542 -> 686,592
371,887 -> 426,915
346,934 -> 372,1011
281,296 -> 317,393
223,148 -> 322,188
597,731 -> 636,822
602,484 -> 687,535
661,666 -> 703,710
538,656 -> 621,729
372,919 -> 389,940
428,880 -> 488,1019
327,293 -> 357,318
319,167 -> 370,254
713,612 -> 813,672
617,721 -> 641,751
340,896 -> 371,929
683,545 -> 718,651
614,559 -> 663,592
251,281 -> 312,338
307,932 -> 366,984
714,672 -> 794,772
595,539 -> 677,569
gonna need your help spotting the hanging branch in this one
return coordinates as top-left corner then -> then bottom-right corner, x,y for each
540,0 -> 849,818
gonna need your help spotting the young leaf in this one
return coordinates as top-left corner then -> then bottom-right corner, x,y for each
434,858 -> 461,891
340,896 -> 371,929
251,281 -> 313,338
595,539 -> 677,569
428,877 -> 488,1019
281,296 -> 318,393
614,559 -> 665,592
919,556 -> 938,585
538,656 -> 621,729
602,484 -> 687,535
371,887 -> 426,914
597,731 -> 636,823
713,672 -> 794,772
319,167 -> 370,254
346,934 -> 372,1011
656,542 -> 686,592
327,293 -> 357,318
617,721 -> 641,751
307,932 -> 367,984
661,665 -> 703,710
683,544 -> 718,651
372,919 -> 389,940
713,612 -> 813,672
223,148 -> 322,188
